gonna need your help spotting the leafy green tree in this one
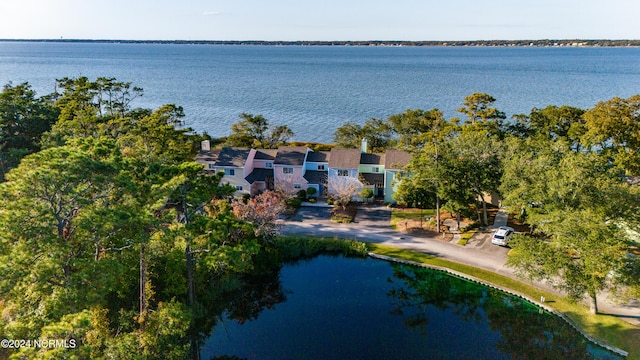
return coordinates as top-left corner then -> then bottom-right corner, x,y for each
457,93 -> 506,136
226,113 -> 294,149
501,137 -> 640,313
581,95 -> 640,173
508,105 -> 586,151
0,138 -> 140,339
393,109 -> 456,232
439,128 -> 503,226
392,176 -> 435,209
0,82 -> 58,179
457,93 -> 506,124
43,77 -> 143,146
333,118 -> 395,151
333,120 -> 364,148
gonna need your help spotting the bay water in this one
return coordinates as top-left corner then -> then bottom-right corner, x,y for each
1,41 -> 639,143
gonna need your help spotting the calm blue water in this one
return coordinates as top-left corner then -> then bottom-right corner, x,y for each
1,42 -> 639,143
201,255 -> 621,360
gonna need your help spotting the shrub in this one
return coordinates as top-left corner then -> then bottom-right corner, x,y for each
359,188 -> 374,202
308,198 -> 317,203
326,199 -> 334,205
285,197 -> 302,208
306,187 -> 317,198
296,189 -> 307,200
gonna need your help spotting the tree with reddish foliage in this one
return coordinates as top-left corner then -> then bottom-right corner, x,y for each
232,191 -> 286,241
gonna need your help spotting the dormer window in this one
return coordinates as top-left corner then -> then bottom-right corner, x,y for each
283,167 -> 294,174
337,169 -> 349,176
318,164 -> 326,171
265,162 -> 273,168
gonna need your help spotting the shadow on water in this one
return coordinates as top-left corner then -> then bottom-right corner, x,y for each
387,264 -> 623,359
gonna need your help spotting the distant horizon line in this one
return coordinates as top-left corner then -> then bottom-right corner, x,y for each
1,38 -> 639,47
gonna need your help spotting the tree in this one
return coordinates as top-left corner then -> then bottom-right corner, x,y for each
392,176 -> 436,209
333,118 -> 395,152
0,138 -> 140,338
0,82 -> 57,179
43,77 -> 143,146
333,121 -> 364,148
581,95 -> 640,173
501,137 -> 640,313
392,108 -> 456,232
328,175 -> 362,210
457,93 -> 506,125
439,128 -> 503,226
226,113 -> 294,149
232,191 -> 287,241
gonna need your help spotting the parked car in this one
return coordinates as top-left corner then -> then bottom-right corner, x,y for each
491,226 -> 514,246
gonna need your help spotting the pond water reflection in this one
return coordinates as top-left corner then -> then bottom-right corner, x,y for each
201,255 -> 622,359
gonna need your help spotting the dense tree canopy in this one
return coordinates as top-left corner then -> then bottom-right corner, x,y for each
0,82 -> 58,179
0,78 -> 279,359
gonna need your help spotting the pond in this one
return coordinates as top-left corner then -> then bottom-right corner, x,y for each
200,255 -> 622,359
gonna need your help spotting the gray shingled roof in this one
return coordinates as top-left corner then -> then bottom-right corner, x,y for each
303,170 -> 328,185
306,150 -> 330,163
254,149 -> 278,160
274,146 -> 308,166
384,149 -> 412,169
195,149 -> 219,163
328,148 -> 361,169
245,168 -> 274,183
360,153 -> 385,165
214,148 -> 252,167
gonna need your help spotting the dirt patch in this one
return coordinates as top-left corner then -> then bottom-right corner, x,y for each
395,211 -> 455,242
330,202 -> 358,222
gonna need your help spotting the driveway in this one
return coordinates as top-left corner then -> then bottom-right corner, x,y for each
280,205 -> 640,327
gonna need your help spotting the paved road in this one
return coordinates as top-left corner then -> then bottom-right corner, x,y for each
281,205 -> 640,326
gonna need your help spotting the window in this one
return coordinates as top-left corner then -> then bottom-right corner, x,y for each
235,185 -> 243,191
265,162 -> 273,168
208,164 -> 215,169
317,164 -> 326,171
373,167 -> 380,173
225,168 -> 235,176
337,169 -> 349,176
283,167 -> 294,174
294,184 -> 302,189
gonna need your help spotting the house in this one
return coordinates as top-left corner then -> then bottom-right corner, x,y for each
328,148 -> 361,179
383,149 -> 412,203
358,153 -> 385,198
195,140 -> 219,174
244,149 -> 278,195
304,150 -> 330,196
195,140 -> 412,202
208,147 -> 254,195
273,146 -> 310,193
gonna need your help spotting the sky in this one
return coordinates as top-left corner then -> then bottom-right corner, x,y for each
0,0 -> 638,41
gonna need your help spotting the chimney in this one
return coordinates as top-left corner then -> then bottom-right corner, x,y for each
201,140 -> 210,151
361,138 -> 368,153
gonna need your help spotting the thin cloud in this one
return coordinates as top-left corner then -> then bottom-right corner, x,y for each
202,11 -> 222,16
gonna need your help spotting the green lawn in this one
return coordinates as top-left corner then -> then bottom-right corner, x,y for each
457,229 -> 477,245
367,243 -> 640,359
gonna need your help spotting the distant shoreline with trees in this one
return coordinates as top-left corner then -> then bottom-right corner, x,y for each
1,38 -> 639,47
